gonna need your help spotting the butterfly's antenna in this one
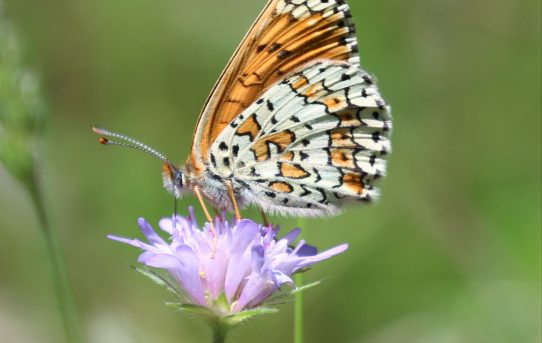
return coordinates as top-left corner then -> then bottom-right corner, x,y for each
92,126 -> 178,170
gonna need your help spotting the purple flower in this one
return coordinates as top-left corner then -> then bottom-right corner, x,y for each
108,208 -> 348,316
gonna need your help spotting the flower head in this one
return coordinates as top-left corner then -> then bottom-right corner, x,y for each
108,208 -> 348,316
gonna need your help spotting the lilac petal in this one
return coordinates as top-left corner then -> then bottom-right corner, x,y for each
273,244 -> 347,275
246,287 -> 276,309
291,240 -> 306,256
220,208 -> 227,222
296,243 -> 318,257
190,230 -> 212,256
296,244 -> 349,269
225,252 -> 252,302
188,206 -> 198,227
235,276 -> 269,312
261,226 -> 276,246
215,216 -> 225,234
251,245 -> 265,274
271,257 -> 301,277
201,253 -> 228,300
138,251 -> 156,262
140,253 -> 180,269
272,270 -> 294,288
281,228 -> 301,244
158,218 -> 174,234
230,220 -> 260,252
138,218 -> 167,246
107,235 -> 157,252
171,245 -> 206,306
273,239 -> 289,253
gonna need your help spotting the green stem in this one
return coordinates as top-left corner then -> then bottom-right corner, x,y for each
294,218 -> 307,343
27,175 -> 82,342
212,323 -> 227,343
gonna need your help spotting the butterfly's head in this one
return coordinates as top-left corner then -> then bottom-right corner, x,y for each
162,162 -> 187,199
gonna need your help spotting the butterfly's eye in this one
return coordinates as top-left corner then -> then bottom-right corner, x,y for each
162,163 -> 185,198
162,163 -> 184,188
174,171 -> 184,188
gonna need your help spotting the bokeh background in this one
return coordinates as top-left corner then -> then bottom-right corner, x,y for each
1,0 -> 540,342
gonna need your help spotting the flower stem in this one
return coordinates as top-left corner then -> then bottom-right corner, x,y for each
212,323 -> 228,343
294,218 -> 307,343
27,175 -> 82,342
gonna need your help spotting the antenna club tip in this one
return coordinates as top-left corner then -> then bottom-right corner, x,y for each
99,137 -> 109,145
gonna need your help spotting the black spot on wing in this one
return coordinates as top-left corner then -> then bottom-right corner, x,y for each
232,145 -> 240,157
266,192 -> 276,198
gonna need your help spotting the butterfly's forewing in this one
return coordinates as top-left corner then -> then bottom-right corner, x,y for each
191,0 -> 360,172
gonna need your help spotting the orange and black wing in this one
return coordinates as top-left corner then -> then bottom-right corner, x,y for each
190,0 -> 360,172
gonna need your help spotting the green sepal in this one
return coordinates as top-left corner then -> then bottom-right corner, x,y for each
223,307 -> 279,326
166,300 -> 278,333
264,280 -> 322,306
292,280 -> 321,294
166,302 -> 217,319
167,298 -> 278,325
132,266 -> 183,298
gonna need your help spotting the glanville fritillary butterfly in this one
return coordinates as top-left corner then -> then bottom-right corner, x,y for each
94,0 -> 392,223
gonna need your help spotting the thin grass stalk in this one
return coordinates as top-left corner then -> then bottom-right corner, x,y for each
27,170 -> 82,342
294,217 -> 307,343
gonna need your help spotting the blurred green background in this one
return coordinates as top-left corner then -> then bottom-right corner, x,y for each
0,0 -> 540,342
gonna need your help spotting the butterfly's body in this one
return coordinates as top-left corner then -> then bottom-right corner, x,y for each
96,0 -> 392,220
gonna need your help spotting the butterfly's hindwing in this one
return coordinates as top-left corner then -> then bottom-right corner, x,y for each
209,61 -> 391,216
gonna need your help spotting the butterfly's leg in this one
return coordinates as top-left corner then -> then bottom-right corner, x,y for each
213,207 -> 221,217
226,181 -> 242,221
193,186 -> 214,227
260,209 -> 270,227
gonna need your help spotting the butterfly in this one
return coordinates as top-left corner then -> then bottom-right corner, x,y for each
94,0 -> 392,223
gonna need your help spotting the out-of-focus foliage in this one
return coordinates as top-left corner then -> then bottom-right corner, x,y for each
0,2 -> 44,188
0,0 -> 540,342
